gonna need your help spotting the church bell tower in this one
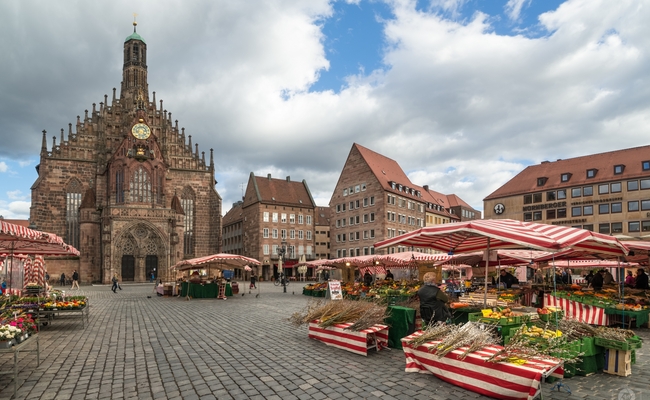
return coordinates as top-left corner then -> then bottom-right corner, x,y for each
121,17 -> 149,109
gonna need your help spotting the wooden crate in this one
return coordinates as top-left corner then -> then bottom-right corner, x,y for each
603,349 -> 632,377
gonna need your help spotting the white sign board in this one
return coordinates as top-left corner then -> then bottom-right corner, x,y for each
327,280 -> 343,301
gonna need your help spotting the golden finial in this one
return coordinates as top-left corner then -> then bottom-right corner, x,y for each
133,13 -> 138,31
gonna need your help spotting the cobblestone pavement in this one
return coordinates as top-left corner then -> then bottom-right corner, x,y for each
0,282 -> 648,400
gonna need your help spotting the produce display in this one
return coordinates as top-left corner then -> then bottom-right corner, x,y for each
303,280 -> 420,301
552,288 -> 649,310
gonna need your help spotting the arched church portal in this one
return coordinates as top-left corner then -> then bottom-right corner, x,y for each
116,223 -> 166,282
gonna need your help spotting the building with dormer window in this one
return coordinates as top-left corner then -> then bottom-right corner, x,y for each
30,23 -> 222,283
484,145 -> 650,236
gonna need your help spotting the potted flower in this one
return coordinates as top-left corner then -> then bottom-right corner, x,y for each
0,324 -> 21,348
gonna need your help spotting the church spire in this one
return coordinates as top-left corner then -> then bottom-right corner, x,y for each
121,16 -> 148,108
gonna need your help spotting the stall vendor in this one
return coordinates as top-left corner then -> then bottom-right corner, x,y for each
636,269 -> 649,290
495,269 -> 518,288
417,272 -> 450,326
591,269 -> 605,291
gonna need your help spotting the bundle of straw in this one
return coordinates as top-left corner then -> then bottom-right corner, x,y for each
289,299 -> 389,331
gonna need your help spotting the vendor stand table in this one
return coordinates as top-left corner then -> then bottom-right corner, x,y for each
543,294 -> 650,327
385,305 -> 415,349
180,282 -> 219,298
308,320 -> 389,356
544,294 -> 610,325
40,306 -> 89,329
0,333 -> 40,399
156,284 -> 178,296
401,331 -> 563,400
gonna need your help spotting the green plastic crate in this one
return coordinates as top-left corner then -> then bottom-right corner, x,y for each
594,336 -> 643,351
468,312 -> 522,325
574,354 -> 600,376
539,311 -> 564,322
580,337 -> 602,357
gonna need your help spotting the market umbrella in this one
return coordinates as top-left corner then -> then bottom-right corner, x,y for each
374,219 -> 629,305
0,220 -> 80,293
22,257 -> 33,291
172,253 -> 261,271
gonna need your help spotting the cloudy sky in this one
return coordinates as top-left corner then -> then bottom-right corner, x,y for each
1,0 -> 649,221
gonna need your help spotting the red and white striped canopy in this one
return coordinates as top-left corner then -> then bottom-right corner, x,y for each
373,219 -> 628,257
306,252 -> 451,269
0,220 -> 80,256
172,253 -> 261,271
436,249 -> 553,267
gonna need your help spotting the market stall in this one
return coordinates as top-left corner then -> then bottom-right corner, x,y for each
402,331 -> 563,400
172,253 -> 261,299
308,321 -> 389,356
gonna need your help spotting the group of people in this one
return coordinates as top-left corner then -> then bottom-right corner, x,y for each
586,268 -> 649,290
58,270 -> 80,289
624,269 -> 650,289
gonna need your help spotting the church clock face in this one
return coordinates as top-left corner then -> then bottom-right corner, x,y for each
131,123 -> 151,140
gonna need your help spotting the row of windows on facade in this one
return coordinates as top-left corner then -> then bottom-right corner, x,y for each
263,228 -> 312,240
527,179 -> 650,204
336,245 -> 430,257
385,212 -> 423,226
525,199 -> 650,221
387,194 -> 425,212
536,162 -> 650,187
461,209 -> 476,219
342,183 -> 367,196
262,212 -> 312,225
336,213 -> 375,227
262,244 -> 312,256
572,221 -> 650,235
335,196 -> 375,212
336,229 -> 376,243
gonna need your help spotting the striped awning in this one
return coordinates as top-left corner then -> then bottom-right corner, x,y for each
0,220 -> 80,256
172,253 -> 261,271
373,219 -> 628,258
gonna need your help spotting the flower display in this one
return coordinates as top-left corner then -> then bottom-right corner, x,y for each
0,324 -> 21,341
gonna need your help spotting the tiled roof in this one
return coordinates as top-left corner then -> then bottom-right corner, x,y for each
484,144 -> 650,200
245,173 -> 315,208
222,202 -> 243,226
315,206 -> 331,226
446,194 -> 473,209
354,143 -> 424,201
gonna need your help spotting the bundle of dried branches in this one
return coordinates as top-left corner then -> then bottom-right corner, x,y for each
288,299 -> 388,331
406,322 -> 499,359
594,326 -> 635,341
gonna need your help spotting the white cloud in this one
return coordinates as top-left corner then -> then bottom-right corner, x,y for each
505,0 -> 529,22
2,0 -> 650,217
6,190 -> 28,201
0,162 -> 7,173
0,200 -> 30,220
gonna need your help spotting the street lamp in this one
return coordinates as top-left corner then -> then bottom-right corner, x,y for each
277,240 -> 287,293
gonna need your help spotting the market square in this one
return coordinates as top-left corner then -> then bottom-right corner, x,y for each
0,283 -> 648,400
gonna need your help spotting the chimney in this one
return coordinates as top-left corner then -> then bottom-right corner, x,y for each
286,176 -> 290,182
267,174 -> 272,180
423,185 -> 429,191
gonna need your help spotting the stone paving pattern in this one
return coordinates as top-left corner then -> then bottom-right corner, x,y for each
0,283 -> 648,399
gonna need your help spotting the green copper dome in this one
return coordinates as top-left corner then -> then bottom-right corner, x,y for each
125,31 -> 146,44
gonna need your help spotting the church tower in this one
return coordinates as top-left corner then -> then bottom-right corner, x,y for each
31,21 -> 223,284
121,19 -> 149,110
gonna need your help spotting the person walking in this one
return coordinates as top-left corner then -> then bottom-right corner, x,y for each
71,270 -> 80,289
60,273 -> 66,287
150,272 -> 155,283
250,273 -> 257,289
111,275 -> 119,293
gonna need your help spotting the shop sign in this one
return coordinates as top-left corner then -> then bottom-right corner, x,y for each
522,201 -> 566,212
327,280 -> 343,301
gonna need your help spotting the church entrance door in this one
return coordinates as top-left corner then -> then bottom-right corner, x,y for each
122,255 -> 135,281
146,255 -> 158,281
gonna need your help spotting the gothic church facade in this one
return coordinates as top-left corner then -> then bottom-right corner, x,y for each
30,24 -> 222,283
